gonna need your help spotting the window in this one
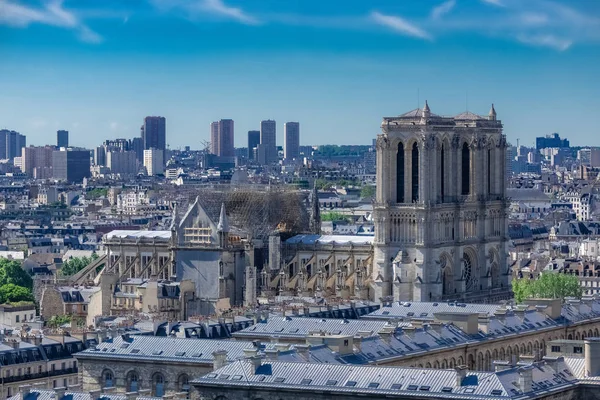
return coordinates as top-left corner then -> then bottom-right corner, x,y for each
461,142 -> 470,195
411,142 -> 419,202
368,382 -> 380,388
574,346 -> 583,354
391,384 -> 402,390
396,142 -> 405,203
104,371 -> 114,388
16,315 -> 19,323
343,340 -> 349,346
153,374 -> 165,397
345,381 -> 356,387
326,380 -> 338,386
551,346 -> 561,353
300,379 -> 312,385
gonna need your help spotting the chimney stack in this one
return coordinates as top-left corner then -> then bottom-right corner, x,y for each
212,349 -> 228,371
19,385 -> 32,398
89,390 -> 102,400
493,360 -> 511,372
455,366 -> 468,386
518,366 -> 533,393
265,349 -> 279,361
247,355 -> 262,374
585,338 -> 600,377
55,387 -> 66,399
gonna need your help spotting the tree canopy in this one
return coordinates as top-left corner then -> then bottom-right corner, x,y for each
0,259 -> 33,290
321,211 -> 350,223
60,253 -> 99,276
512,273 -> 583,303
0,283 -> 35,304
360,185 -> 376,199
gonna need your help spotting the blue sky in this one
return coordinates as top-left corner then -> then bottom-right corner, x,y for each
1,0 -> 599,149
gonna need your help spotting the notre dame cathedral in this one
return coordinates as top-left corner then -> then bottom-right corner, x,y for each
371,102 -> 511,303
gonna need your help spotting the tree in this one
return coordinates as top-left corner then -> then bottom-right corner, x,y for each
512,273 -> 582,304
0,284 -> 34,304
360,185 -> 376,199
0,259 -> 33,290
60,253 -> 99,277
47,315 -> 71,328
321,212 -> 350,223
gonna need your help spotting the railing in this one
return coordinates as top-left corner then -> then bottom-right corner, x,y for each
2,368 -> 77,384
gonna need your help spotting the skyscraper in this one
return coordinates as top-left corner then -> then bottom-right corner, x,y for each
283,122 -> 300,161
57,130 -> 69,148
210,119 -> 235,157
107,151 -> 137,175
247,130 -> 260,160
22,146 -> 54,177
1,129 -> 26,160
142,116 -> 166,151
52,148 -> 91,183
260,120 -> 277,164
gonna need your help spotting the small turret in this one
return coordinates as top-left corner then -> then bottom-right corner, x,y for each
309,182 -> 321,234
422,100 -> 431,119
488,103 -> 497,121
217,203 -> 229,247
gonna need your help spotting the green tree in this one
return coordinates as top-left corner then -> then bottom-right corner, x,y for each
47,315 -> 71,328
60,253 -> 99,276
321,212 -> 350,223
314,179 -> 332,190
0,284 -> 35,304
512,273 -> 582,304
0,259 -> 33,290
360,185 -> 376,199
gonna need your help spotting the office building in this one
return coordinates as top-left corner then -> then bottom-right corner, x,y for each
52,148 -> 91,183
57,130 -> 69,148
130,137 -> 144,163
260,119 -> 277,164
284,122 -> 300,161
21,146 -> 54,177
0,129 -> 26,160
536,133 -> 569,150
94,146 -> 106,166
210,119 -> 235,157
247,130 -> 260,160
142,116 -> 166,151
107,151 -> 137,175
143,149 -> 164,176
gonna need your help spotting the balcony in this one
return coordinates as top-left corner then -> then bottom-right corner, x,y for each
2,368 -> 77,384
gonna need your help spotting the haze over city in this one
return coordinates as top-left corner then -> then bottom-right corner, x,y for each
1,0 -> 599,148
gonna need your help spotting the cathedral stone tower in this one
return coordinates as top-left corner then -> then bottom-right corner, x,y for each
372,102 -> 510,303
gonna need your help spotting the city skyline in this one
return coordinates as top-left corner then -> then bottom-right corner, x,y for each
1,0 -> 599,149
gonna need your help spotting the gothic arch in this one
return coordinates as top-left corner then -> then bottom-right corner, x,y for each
458,356 -> 464,366
450,357 -> 456,368
152,372 -> 166,397
426,362 -> 432,368
102,369 -> 115,388
411,142 -> 419,202
440,252 -> 454,296
396,141 -> 405,203
441,359 -> 448,368
434,360 -> 440,368
438,137 -> 451,202
126,370 -> 140,392
463,248 -> 478,292
461,142 -> 471,195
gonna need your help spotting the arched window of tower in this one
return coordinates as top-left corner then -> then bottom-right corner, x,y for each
461,143 -> 471,196
411,142 -> 419,202
396,142 -> 405,203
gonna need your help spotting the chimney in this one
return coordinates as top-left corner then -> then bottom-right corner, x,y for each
455,366 -> 468,386
411,320 -> 423,329
354,336 -> 362,352
514,304 -> 528,319
429,322 -> 443,334
243,347 -> 259,358
523,298 -> 561,320
518,366 -> 533,393
274,343 -> 290,352
138,389 -> 151,396
125,392 -> 137,400
518,355 -> 536,364
270,335 -> 280,344
102,387 -> 116,394
378,326 -> 395,344
98,329 -> 108,343
493,360 -> 511,372
585,338 -> 600,377
89,390 -> 102,400
478,318 -> 490,334
402,326 -> 416,339
265,349 -> 278,361
493,308 -> 507,322
295,344 -> 311,360
212,349 -> 228,371
55,387 -> 66,399
8,339 -> 20,349
247,355 -> 262,374
357,330 -> 373,338
19,385 -> 32,398
542,356 -> 563,373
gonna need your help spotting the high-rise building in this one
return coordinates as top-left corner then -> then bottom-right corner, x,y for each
130,137 -> 144,163
260,120 -> 277,164
21,146 -> 54,177
283,122 -> 300,161
0,129 -> 26,160
247,130 -> 260,160
210,120 -> 235,157
536,133 -> 569,150
142,116 -> 166,151
144,149 -> 164,176
52,148 -> 91,183
107,151 -> 137,175
373,102 -> 509,302
94,146 -> 106,166
57,130 -> 69,148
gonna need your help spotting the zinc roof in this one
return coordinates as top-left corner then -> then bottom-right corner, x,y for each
365,301 -> 502,320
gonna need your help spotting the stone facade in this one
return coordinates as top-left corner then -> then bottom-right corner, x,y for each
372,103 -> 510,302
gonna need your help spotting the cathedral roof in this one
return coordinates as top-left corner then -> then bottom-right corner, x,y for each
454,111 -> 485,120
399,108 -> 440,118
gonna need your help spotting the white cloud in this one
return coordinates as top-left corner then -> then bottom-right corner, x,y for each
0,0 -> 102,43
370,11 -> 431,40
199,0 -> 258,25
481,0 -> 506,7
519,12 -> 549,26
431,0 -> 456,20
517,34 -> 572,51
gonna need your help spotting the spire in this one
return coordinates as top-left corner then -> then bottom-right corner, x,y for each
310,182 -> 321,234
217,203 -> 229,233
488,103 -> 497,121
421,100 -> 430,120
169,203 -> 179,231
